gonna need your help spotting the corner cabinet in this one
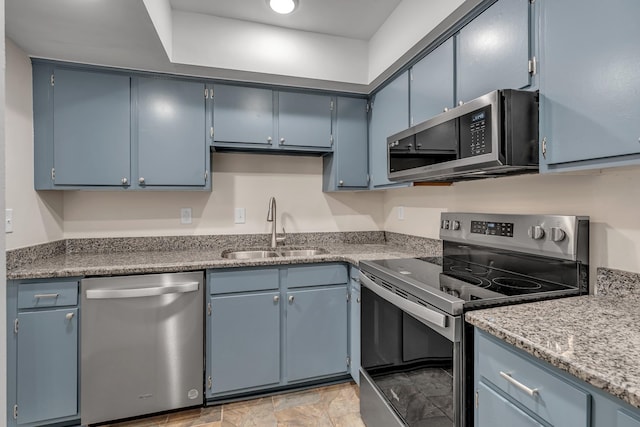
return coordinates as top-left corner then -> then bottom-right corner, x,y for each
323,97 -> 369,191
33,62 -> 212,191
456,0 -> 534,104
474,328 -> 640,427
538,0 -> 640,172
205,264 -> 350,400
369,71 -> 410,189
212,84 -> 334,153
7,279 -> 81,427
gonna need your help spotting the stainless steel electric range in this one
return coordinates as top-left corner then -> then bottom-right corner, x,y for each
359,213 -> 589,427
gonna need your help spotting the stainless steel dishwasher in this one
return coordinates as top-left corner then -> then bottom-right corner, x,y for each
80,271 -> 203,425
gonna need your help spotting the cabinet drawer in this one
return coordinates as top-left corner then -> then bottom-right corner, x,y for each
286,264 -> 348,289
209,268 -> 279,294
18,281 -> 78,309
476,331 -> 590,427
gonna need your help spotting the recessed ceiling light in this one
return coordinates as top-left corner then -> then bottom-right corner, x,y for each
268,0 -> 298,14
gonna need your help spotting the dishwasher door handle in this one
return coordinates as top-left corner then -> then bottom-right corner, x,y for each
86,281 -> 199,299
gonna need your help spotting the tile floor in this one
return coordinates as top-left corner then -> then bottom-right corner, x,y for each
103,382 -> 364,427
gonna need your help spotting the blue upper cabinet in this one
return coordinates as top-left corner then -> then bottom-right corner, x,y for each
369,71 -> 410,189
323,96 -> 369,191
50,67 -> 131,187
410,38 -> 455,126
212,84 -> 274,146
278,91 -> 333,149
211,84 -> 333,153
539,0 -> 640,171
456,0 -> 532,104
136,77 -> 209,188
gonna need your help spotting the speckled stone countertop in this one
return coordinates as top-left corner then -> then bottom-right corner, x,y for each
466,295 -> 640,408
7,232 -> 440,280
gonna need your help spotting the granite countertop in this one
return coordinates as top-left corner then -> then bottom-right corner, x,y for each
466,295 -> 640,409
7,232 -> 439,280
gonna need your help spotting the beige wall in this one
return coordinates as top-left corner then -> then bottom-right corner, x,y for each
5,38 -> 63,250
383,167 -> 640,287
63,153 -> 385,237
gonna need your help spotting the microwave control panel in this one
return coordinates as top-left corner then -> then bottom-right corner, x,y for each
459,106 -> 492,158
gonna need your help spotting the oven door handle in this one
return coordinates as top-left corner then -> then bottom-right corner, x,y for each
360,274 -> 448,329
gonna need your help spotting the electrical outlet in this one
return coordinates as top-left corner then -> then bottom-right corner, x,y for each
234,208 -> 246,224
5,208 -> 13,233
180,208 -> 192,225
397,206 -> 405,221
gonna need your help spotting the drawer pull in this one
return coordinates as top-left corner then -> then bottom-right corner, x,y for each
499,371 -> 539,397
33,293 -> 59,299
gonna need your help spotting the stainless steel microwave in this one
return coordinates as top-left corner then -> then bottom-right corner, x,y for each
387,89 -> 539,182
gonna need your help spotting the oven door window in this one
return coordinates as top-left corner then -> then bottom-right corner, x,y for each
361,287 -> 455,426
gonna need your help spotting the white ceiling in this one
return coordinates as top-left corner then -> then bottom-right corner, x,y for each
169,0 -> 402,40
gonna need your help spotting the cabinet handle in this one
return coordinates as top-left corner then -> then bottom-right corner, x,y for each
139,177 -> 145,185
280,138 -> 285,145
34,293 -> 59,299
273,295 -> 280,303
121,177 -> 128,185
356,297 -> 361,303
267,136 -> 273,142
499,371 -> 539,397
339,180 -> 344,186
65,312 -> 75,320
288,295 -> 295,303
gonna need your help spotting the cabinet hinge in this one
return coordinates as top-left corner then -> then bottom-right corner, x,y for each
207,302 -> 212,316
346,356 -> 351,367
210,127 -> 214,138
210,88 -> 214,99
410,116 -> 414,126
410,69 -> 414,81
529,0 -> 535,4
475,391 -> 479,409
50,74 -> 54,86
366,103 -> 371,113
14,318 -> 19,334
13,404 -> 18,420
51,168 -> 55,181
366,174 -> 370,183
541,137 -> 547,159
330,134 -> 334,146
330,100 -> 334,111
204,88 -> 209,99
207,376 -> 212,389
204,170 -> 209,183
528,56 -> 537,75
347,292 -> 350,302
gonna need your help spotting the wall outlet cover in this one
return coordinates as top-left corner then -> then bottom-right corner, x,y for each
234,208 -> 246,224
180,208 -> 192,225
5,208 -> 13,233
397,206 -> 405,221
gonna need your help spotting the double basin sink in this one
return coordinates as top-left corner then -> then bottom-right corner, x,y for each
221,248 -> 329,260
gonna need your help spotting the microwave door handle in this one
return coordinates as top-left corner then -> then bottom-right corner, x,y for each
360,274 -> 447,329
85,281 -> 199,299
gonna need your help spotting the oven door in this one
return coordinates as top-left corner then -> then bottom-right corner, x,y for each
359,273 -> 462,427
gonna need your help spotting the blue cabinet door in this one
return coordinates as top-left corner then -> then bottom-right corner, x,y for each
137,78 -> 208,187
410,38 -> 455,125
333,97 -> 369,189
349,270 -> 361,384
539,0 -> 640,167
278,91 -> 333,149
212,84 -> 274,145
369,72 -> 410,188
618,411 -> 640,427
476,381 -> 543,427
456,0 -> 531,103
208,292 -> 280,396
53,68 -> 130,186
16,308 -> 78,425
285,286 -> 348,382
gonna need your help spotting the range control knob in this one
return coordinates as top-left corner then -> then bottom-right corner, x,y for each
550,227 -> 566,242
451,220 -> 461,231
528,225 -> 545,240
442,220 -> 450,230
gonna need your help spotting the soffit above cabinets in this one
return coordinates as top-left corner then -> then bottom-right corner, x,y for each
5,0 -> 466,92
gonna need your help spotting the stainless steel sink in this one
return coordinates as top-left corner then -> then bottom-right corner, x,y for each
221,249 -> 280,259
279,248 -> 329,257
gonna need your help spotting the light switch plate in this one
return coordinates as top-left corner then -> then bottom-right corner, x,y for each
234,208 -> 246,224
5,208 -> 13,233
180,208 -> 192,225
397,206 -> 405,221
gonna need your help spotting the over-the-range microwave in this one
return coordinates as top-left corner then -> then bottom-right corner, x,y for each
387,89 -> 539,183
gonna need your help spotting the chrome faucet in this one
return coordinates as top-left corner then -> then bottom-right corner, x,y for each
266,197 -> 286,249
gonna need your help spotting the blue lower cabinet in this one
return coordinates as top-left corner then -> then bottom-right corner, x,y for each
476,381 -> 543,427
618,411 -> 640,427
348,269 -> 361,384
285,286 -> 348,382
208,292 -> 280,396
